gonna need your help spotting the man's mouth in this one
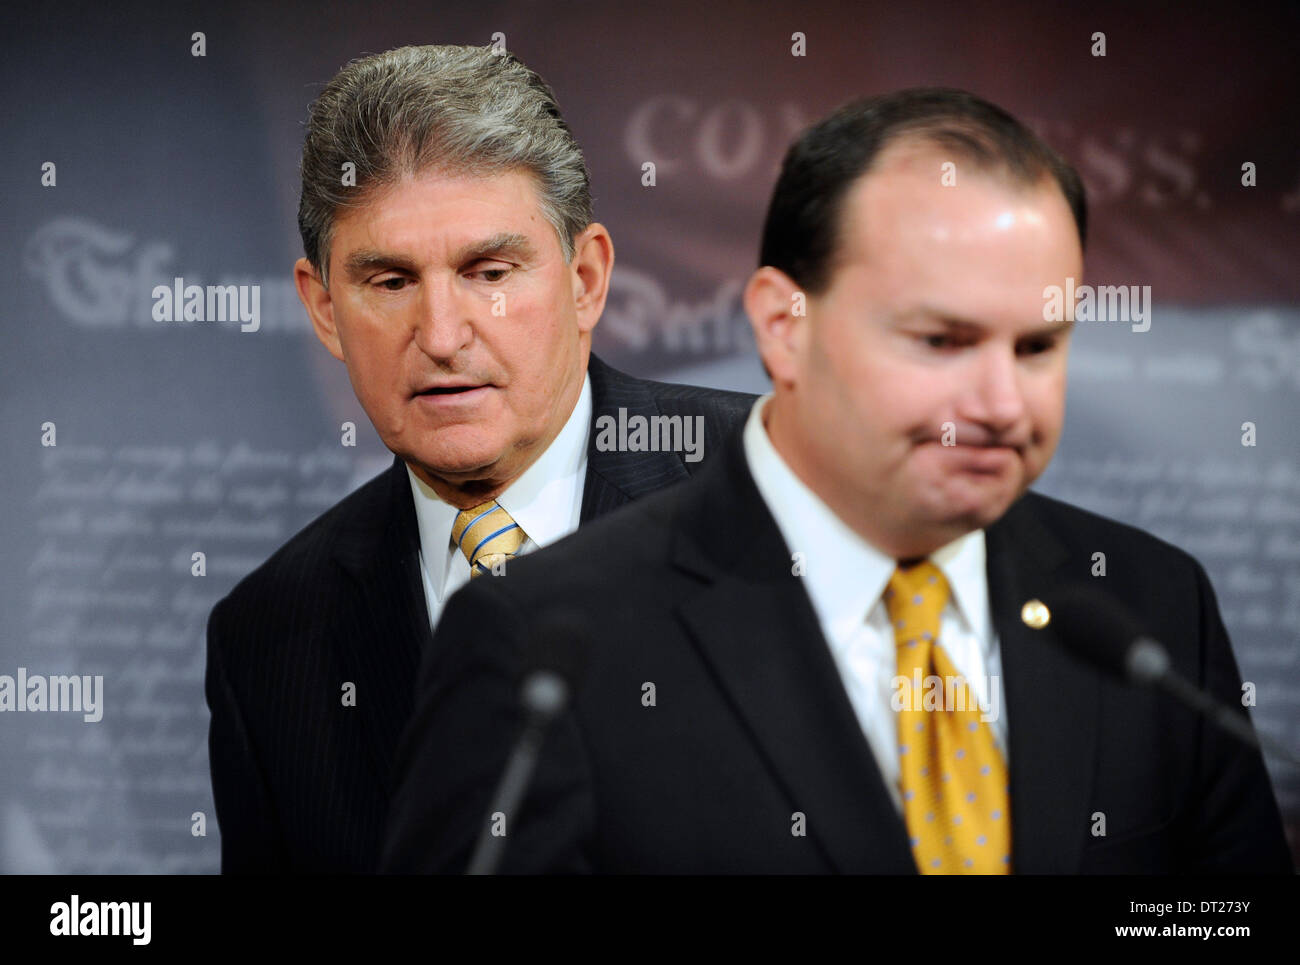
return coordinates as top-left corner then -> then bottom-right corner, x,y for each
413,379 -> 495,398
411,383 -> 495,411
417,385 -> 482,395
933,442 -> 1021,473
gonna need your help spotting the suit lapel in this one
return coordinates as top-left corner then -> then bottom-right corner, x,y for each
986,494 -> 1098,873
672,431 -> 917,873
580,354 -> 690,522
331,457 -> 433,793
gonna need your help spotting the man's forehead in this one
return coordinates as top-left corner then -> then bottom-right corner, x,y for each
850,149 -> 1029,220
335,166 -> 546,231
837,152 -> 1069,261
330,167 -> 555,263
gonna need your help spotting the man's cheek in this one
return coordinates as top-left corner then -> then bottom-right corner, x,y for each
500,382 -> 544,433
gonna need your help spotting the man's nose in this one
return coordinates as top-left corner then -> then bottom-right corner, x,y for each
962,344 -> 1027,431
413,278 -> 474,359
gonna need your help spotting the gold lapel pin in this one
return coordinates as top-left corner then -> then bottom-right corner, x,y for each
1021,599 -> 1051,629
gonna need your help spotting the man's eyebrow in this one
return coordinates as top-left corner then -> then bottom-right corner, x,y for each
342,250 -> 417,281
898,308 -> 988,333
340,233 -> 537,283
903,308 -> 1076,338
448,232 -> 536,266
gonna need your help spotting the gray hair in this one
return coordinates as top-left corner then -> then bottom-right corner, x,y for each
297,45 -> 593,287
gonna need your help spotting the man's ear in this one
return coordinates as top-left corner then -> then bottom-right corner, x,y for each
294,257 -> 345,362
744,266 -> 806,388
568,223 -> 614,335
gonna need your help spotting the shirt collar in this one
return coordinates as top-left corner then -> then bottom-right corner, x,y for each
929,522 -> 990,646
406,372 -> 592,588
742,394 -> 990,646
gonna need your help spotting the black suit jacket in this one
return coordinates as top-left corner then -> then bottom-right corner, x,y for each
382,424 -> 1292,874
205,355 -> 755,872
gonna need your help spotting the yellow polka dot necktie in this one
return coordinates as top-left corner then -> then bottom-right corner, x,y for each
885,560 -> 1011,874
450,501 -> 526,577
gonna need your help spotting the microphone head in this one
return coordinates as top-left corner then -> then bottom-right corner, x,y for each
1032,583 -> 1167,684
1125,638 -> 1171,684
521,671 -> 569,717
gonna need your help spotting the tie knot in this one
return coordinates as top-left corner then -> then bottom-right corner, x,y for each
451,500 -> 526,576
883,559 -> 951,633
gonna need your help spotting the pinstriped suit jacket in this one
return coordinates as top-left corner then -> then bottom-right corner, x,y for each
205,355 -> 755,872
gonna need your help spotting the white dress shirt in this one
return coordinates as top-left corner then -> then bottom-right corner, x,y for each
406,373 -> 592,631
742,395 -> 1009,812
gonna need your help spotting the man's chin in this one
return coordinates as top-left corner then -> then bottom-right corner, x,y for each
403,445 -> 506,486
928,480 -> 1025,532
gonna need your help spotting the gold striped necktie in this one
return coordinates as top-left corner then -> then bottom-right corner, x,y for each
885,560 -> 1011,874
450,500 -> 526,577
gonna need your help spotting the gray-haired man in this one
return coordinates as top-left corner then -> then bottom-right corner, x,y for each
204,45 -> 753,873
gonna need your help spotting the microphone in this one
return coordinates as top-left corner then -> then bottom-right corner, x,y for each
465,610 -> 591,875
1026,584 -> 1299,767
